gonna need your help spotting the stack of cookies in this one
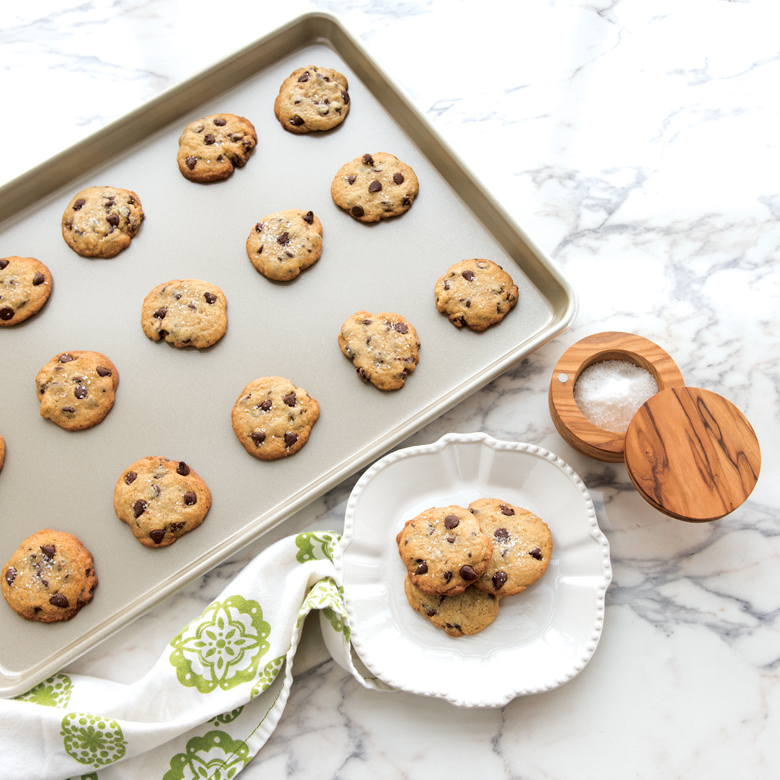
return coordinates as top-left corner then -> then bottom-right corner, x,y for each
397,499 -> 552,637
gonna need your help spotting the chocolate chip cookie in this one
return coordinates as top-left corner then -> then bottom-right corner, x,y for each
403,575 -> 499,637
468,498 -> 553,597
61,186 -> 144,258
331,152 -> 419,222
246,210 -> 323,281
141,279 -> 227,348
0,256 -> 53,326
113,456 -> 211,548
274,65 -> 350,134
338,311 -> 420,390
177,113 -> 258,182
0,434 -> 5,474
435,259 -> 519,331
231,376 -> 320,460
1,530 -> 98,623
396,505 -> 493,597
35,351 -> 119,431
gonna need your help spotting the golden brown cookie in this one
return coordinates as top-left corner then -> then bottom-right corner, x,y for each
434,259 -> 518,331
396,505 -> 493,597
331,152 -> 419,222
177,113 -> 257,182
141,279 -> 227,348
61,186 -> 144,258
1,530 -> 98,623
403,574 -> 499,637
469,498 -> 553,597
0,256 -> 53,326
0,434 -> 5,474
274,65 -> 350,134
231,376 -> 320,460
246,210 -> 323,281
35,351 -> 119,431
338,311 -> 420,391
113,456 -> 211,548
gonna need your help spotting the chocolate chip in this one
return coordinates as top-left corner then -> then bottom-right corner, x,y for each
460,565 -> 478,580
342,90 -> 350,104
368,180 -> 382,193
204,292 -> 217,304
0,307 -> 13,321
154,307 -> 167,319
74,385 -> 87,399
277,232 -> 290,245
59,354 -> 74,363
184,155 -> 197,170
213,117 -> 227,126
415,561 -> 428,575
443,571 -> 452,581
259,400 -> 272,411
250,431 -> 266,446
298,71 -> 310,82
424,607 -> 436,617
150,529 -> 165,544
33,272 -> 46,285
5,568 -> 16,586
72,199 -> 86,211
283,392 -> 296,407
446,536 -> 456,544
393,172 -> 404,185
284,432 -> 298,447
133,499 -> 147,518
494,528 -> 509,542
462,270 -> 475,281
176,462 -> 190,476
255,222 -> 265,232
50,594 -> 69,608
443,280 -> 450,291
492,571 -> 508,590
362,154 -> 374,166
106,213 -> 120,226
169,522 -> 185,533
125,471 -> 137,484
402,197 -> 411,207
351,205 -> 364,217
500,504 -> 515,516
290,115 -> 304,126
204,134 -> 216,145
347,175 -> 356,185
303,211 -> 314,224
62,406 -> 75,413
0,258 -> 8,269
183,492 -> 197,506
529,547 -> 543,560
444,514 -> 459,529
40,545 -> 56,559
394,322 -> 409,334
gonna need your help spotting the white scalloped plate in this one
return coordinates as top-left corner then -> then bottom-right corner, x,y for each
334,432 -> 612,708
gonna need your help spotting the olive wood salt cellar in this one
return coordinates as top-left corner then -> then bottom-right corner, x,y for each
549,332 -> 761,522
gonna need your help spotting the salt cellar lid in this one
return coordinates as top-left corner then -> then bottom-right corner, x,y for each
548,332 -> 761,522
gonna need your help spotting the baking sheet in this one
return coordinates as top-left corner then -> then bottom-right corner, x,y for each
0,12 -> 576,696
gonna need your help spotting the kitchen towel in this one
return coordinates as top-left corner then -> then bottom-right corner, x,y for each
0,531 -> 390,780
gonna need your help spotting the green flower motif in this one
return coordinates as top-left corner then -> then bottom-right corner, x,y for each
211,705 -> 243,726
294,531 -> 340,563
163,730 -> 250,780
15,673 -> 73,708
296,578 -> 351,641
65,774 -> 98,780
250,655 -> 285,699
169,595 -> 271,693
61,712 -> 126,767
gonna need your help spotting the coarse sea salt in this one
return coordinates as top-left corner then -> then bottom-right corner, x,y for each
574,360 -> 658,433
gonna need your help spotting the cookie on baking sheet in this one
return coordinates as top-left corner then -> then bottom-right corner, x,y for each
468,498 -> 553,597
1,529 -> 98,623
231,376 -> 320,460
141,279 -> 227,348
246,210 -> 323,282
177,113 -> 257,182
274,65 -> 350,134
403,574 -> 499,637
0,256 -> 53,326
113,456 -> 211,548
396,505 -> 493,597
35,351 -> 119,431
434,259 -> 519,332
338,311 -> 420,391
331,153 -> 419,222
0,434 -> 5,473
61,186 -> 144,258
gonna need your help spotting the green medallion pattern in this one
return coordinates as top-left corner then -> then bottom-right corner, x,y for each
15,673 -> 73,708
211,705 -> 244,726
65,774 -> 98,780
297,577 -> 351,641
169,595 -> 271,693
250,655 -> 285,699
61,712 -> 127,767
294,531 -> 339,563
163,730 -> 250,780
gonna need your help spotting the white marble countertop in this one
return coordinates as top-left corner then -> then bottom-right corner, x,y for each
2,0 -> 779,777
